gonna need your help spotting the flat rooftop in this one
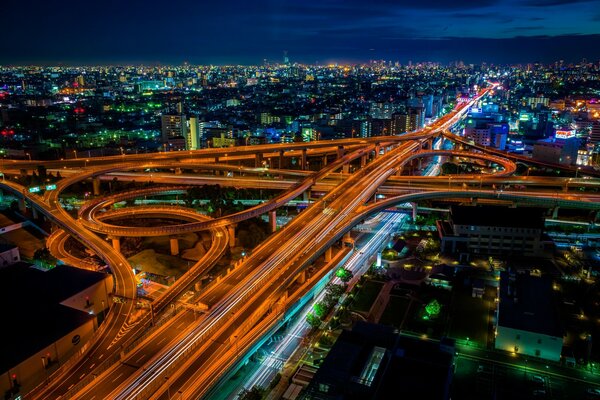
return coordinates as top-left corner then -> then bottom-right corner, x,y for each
450,205 -> 545,229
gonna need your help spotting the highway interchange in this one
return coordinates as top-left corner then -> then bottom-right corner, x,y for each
2,86 -> 600,399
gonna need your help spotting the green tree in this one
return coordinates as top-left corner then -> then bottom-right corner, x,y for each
306,312 -> 321,328
336,267 -> 353,283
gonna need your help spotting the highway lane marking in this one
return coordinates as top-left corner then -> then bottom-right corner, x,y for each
69,384 -> 75,390
136,354 -> 146,364
176,322 -> 185,330
99,353 -> 104,359
79,373 -> 86,380
112,372 -> 123,383
89,363 -> 95,369
157,337 -> 167,345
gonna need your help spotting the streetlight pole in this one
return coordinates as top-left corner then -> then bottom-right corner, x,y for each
26,153 -> 31,161
73,149 -> 78,159
576,167 -> 581,178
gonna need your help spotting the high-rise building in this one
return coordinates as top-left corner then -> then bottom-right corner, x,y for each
187,117 -> 201,150
161,114 -> 187,151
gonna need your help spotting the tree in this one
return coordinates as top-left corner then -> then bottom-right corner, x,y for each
306,312 -> 321,328
336,267 -> 353,283
313,302 -> 327,319
238,386 -> 265,400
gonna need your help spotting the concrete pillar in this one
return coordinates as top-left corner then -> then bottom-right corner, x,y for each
92,178 -> 101,196
255,153 -> 263,168
303,191 -> 310,202
418,158 -> 422,170
342,164 -> 350,174
325,247 -> 332,262
111,236 -> 121,252
18,197 -> 26,213
279,150 -> 284,169
375,143 -> 381,159
214,156 -> 219,163
268,210 -> 277,233
170,236 -> 179,256
296,270 -> 306,284
360,155 -> 367,168
411,202 -> 418,222
336,145 -> 345,159
174,167 -> 182,175
227,225 -> 236,248
322,155 -> 328,166
32,207 -> 39,220
552,206 -> 559,219
301,148 -> 307,170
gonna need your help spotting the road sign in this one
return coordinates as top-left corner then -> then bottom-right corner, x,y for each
28,186 -> 41,193
45,184 -> 57,191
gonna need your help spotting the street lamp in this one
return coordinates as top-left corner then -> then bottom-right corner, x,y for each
73,149 -> 78,159
25,152 -> 31,161
576,166 -> 581,178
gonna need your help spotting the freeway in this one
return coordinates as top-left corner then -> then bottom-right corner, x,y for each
94,88 -> 489,399
5,84 -> 561,399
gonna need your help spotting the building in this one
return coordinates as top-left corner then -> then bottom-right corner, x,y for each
464,122 -> 508,150
0,243 -> 20,268
187,116 -> 201,150
161,114 -> 187,151
0,263 -> 113,397
532,137 -> 579,165
495,271 -> 563,362
590,120 -> 600,144
302,322 -> 454,400
437,205 -> 550,259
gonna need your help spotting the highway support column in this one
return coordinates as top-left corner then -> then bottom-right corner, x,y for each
296,270 -> 306,284
325,247 -> 332,262
18,197 -> 26,213
360,154 -> 367,168
552,206 -> 559,219
268,210 -> 277,233
343,164 -> 350,174
227,224 -> 236,248
279,150 -> 285,169
301,148 -> 307,171
375,143 -> 381,159
255,153 -> 263,168
336,145 -> 345,160
92,177 -> 101,196
110,236 -> 121,252
31,206 -> 39,220
170,236 -> 179,256
411,202 -> 418,222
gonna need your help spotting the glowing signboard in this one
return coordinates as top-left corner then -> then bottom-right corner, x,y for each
555,130 -> 575,139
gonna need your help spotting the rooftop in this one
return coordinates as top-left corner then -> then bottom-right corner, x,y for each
0,263 -> 107,372
450,205 -> 545,230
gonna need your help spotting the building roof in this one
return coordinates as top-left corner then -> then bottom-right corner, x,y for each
0,263 -> 106,372
450,205 -> 545,229
497,271 -> 562,337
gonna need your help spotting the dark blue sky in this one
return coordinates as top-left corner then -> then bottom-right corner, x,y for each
2,0 -> 599,65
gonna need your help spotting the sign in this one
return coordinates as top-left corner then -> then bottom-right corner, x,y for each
28,186 -> 41,193
555,129 -> 575,139
45,184 -> 57,191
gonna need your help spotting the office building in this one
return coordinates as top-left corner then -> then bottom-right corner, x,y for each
495,271 -> 563,362
437,205 -> 550,259
161,114 -> 187,151
302,322 -> 454,400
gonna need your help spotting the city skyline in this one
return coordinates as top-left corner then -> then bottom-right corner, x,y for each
1,0 -> 599,65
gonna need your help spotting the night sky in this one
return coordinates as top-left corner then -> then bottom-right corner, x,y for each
2,0 -> 599,65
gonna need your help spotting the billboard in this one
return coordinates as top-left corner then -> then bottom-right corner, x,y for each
555,129 -> 575,139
